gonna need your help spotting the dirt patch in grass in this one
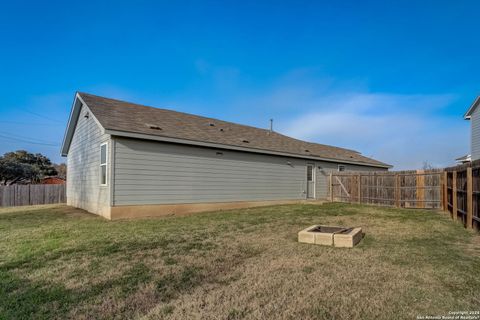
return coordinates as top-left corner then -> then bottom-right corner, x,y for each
0,203 -> 479,319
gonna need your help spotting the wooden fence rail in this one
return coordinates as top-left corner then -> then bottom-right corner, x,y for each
0,184 -> 66,207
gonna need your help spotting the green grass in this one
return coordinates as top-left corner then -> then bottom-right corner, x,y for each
0,203 -> 479,319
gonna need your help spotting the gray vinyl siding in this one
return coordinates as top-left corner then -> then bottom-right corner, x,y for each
67,105 -> 111,214
472,107 -> 480,160
113,137 -> 384,205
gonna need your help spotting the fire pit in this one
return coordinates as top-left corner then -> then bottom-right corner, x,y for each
298,225 -> 363,247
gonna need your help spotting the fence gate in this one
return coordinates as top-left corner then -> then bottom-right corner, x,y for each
330,170 -> 443,209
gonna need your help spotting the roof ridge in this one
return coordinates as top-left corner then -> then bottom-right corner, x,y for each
75,92 -> 391,168
78,92 -> 363,154
78,91 -> 277,133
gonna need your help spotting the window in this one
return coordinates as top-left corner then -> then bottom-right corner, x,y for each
307,165 -> 313,181
100,143 -> 108,186
338,165 -> 346,172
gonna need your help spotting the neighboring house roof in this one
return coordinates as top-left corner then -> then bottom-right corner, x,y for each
464,96 -> 480,119
455,154 -> 471,163
61,92 -> 391,168
41,177 -> 66,185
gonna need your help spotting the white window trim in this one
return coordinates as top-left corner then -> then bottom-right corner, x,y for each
306,163 -> 316,199
338,165 -> 346,172
100,142 -> 108,186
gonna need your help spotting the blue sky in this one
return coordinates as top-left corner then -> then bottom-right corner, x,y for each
0,0 -> 478,169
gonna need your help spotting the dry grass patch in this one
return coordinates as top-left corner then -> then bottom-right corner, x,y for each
0,203 -> 479,319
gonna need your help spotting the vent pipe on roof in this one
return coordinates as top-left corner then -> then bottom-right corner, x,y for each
270,118 -> 273,132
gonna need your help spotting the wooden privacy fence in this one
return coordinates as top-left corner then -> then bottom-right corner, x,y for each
445,162 -> 480,230
330,166 -> 480,231
330,170 -> 443,209
0,184 -> 66,207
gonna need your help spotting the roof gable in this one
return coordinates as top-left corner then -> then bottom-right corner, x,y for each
60,93 -> 105,156
62,92 -> 391,168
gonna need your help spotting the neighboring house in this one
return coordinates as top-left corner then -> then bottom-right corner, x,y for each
40,177 -> 66,185
455,154 -> 471,165
61,92 -> 391,219
464,96 -> 480,161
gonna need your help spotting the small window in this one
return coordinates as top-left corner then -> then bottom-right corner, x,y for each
100,143 -> 108,186
338,165 -> 346,172
307,165 -> 313,181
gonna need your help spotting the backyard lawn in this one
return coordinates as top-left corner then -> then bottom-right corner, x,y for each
0,203 -> 479,320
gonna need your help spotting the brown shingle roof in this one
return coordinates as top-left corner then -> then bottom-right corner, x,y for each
78,92 -> 390,168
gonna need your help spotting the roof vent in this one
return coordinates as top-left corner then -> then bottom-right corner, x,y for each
148,125 -> 162,130
219,128 -> 224,132
305,149 -> 310,152
242,139 -> 249,143
209,123 -> 215,127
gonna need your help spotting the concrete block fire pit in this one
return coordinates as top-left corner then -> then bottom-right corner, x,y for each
298,225 -> 363,248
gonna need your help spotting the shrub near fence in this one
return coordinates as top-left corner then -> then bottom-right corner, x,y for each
0,184 -> 66,207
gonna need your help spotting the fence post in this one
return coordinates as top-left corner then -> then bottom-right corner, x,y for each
443,171 -> 448,211
452,171 -> 458,221
395,173 -> 400,208
357,174 -> 361,203
467,167 -> 473,229
416,170 -> 425,209
329,173 -> 333,202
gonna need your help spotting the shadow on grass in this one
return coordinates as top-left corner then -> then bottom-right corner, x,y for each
0,261 -> 205,320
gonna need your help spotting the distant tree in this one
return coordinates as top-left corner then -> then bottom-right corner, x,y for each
53,163 -> 67,180
422,161 -> 435,170
0,150 -> 57,185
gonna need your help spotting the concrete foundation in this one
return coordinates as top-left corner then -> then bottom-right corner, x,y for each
87,199 -> 325,220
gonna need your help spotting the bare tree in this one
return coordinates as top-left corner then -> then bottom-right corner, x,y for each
53,163 -> 67,180
422,161 -> 435,170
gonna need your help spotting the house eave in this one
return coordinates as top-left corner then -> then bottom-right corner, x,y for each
60,93 -> 82,157
464,96 -> 480,120
105,129 -> 392,169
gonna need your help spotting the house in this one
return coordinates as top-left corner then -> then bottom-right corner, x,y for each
464,96 -> 480,161
61,92 -> 391,219
40,177 -> 66,185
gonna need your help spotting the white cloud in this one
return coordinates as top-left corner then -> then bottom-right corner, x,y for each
172,65 -> 469,170
273,92 -> 467,170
